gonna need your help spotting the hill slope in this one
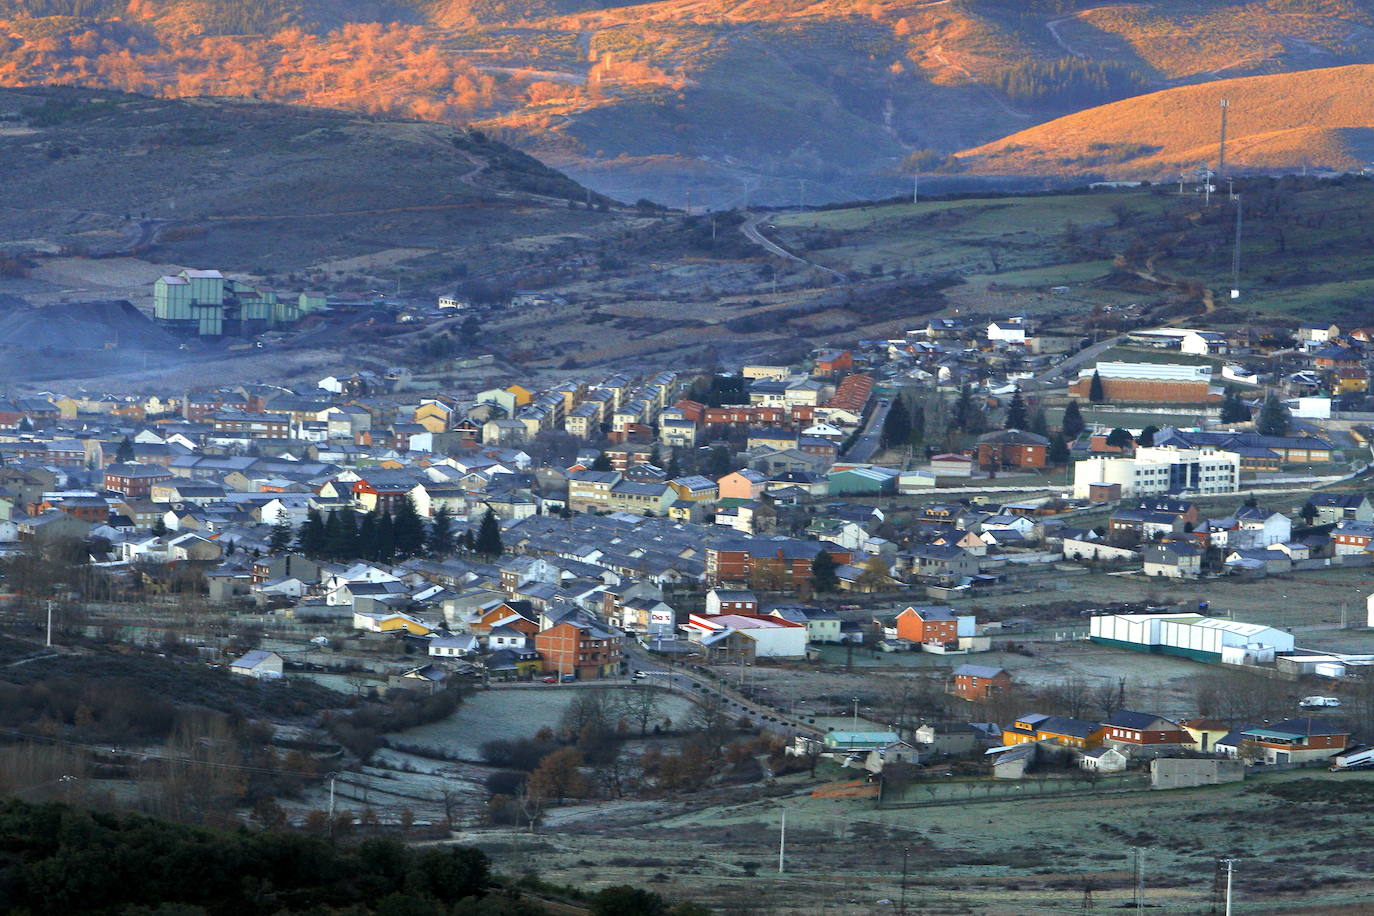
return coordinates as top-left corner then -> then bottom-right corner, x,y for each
0,86 -> 611,270
4,0 -> 1374,201
955,64 -> 1374,178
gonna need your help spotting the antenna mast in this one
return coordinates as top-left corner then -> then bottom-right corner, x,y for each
1218,98 -> 1229,175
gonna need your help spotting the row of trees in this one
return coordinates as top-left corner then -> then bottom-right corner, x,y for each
289,503 -> 503,563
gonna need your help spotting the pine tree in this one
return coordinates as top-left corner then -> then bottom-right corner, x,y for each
909,401 -> 926,445
666,452 -> 682,478
1062,400 -> 1085,440
1004,388 -> 1029,430
322,510 -> 342,560
1138,425 -> 1158,448
115,435 -> 136,464
1048,431 -> 1070,465
297,507 -> 326,557
1028,407 -> 1049,438
476,508 -> 503,557
1220,390 -> 1251,424
707,446 -> 732,477
591,453 -> 613,472
152,516 -> 168,537
326,508 -> 359,560
1257,395 -> 1290,436
427,506 -> 455,557
952,384 -> 984,433
357,510 -> 379,561
460,529 -> 477,553
1088,370 -> 1105,403
376,512 -> 396,563
1105,427 -> 1134,449
1300,502 -> 1318,526
810,550 -> 839,593
882,398 -> 911,449
392,496 -> 425,558
268,513 -> 293,554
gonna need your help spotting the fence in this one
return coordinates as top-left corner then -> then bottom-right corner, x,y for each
877,772 -> 1150,808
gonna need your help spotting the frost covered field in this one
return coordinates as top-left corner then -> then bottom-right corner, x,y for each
395,686 -> 696,757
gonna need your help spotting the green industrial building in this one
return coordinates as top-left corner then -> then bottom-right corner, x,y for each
153,269 -> 324,337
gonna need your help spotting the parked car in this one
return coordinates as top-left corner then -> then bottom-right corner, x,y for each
561,674 -> 576,683
1300,696 -> 1341,708
541,676 -> 558,684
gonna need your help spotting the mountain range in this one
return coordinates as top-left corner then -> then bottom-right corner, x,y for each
2,0 -> 1374,203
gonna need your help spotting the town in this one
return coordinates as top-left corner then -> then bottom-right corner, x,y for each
3,278 -> 1374,910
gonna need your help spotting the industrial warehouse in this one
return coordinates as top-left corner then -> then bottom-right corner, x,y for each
1088,612 -> 1296,664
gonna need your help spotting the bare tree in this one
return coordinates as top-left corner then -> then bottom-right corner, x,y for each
615,683 -> 664,736
1094,678 -> 1127,718
1041,676 -> 1093,719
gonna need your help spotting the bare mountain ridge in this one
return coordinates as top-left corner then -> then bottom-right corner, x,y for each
957,64 -> 1374,178
3,0 -> 1374,202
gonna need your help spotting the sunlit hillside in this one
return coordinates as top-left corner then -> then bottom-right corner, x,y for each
956,64 -> 1374,178
4,0 -> 1374,202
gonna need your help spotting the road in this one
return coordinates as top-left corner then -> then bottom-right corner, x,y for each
623,645 -> 819,738
1026,333 -> 1124,388
842,397 -> 891,463
739,212 -> 847,282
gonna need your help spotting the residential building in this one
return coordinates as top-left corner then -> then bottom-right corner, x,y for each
705,588 -> 758,616
976,429 -> 1050,470
1002,713 -> 1104,749
1101,710 -> 1194,755
1142,541 -> 1202,578
951,664 -> 1010,701
1236,718 -> 1349,764
535,619 -> 623,680
894,605 -> 959,646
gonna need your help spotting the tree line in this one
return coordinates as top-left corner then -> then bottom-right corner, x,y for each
285,501 -> 504,564
990,57 -> 1149,109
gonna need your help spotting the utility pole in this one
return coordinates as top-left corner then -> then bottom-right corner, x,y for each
912,173 -> 919,204
1218,98 -> 1229,176
685,189 -> 692,216
1221,857 -> 1236,916
778,809 -> 787,873
1133,847 -> 1146,916
899,845 -> 910,915
1230,194 -> 1242,299
327,773 -> 337,839
852,696 -> 859,728
45,599 -> 53,648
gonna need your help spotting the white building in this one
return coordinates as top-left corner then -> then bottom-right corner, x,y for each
1090,612 -> 1293,664
682,613 -> 808,657
230,650 -> 284,679
987,318 -> 1033,345
1072,446 -> 1239,499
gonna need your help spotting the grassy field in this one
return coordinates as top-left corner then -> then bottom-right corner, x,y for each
395,686 -> 696,757
773,179 -> 1374,325
476,768 -> 1374,914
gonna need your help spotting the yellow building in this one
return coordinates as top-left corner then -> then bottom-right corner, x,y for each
1181,719 -> 1232,754
413,402 -> 452,433
505,384 -> 533,407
